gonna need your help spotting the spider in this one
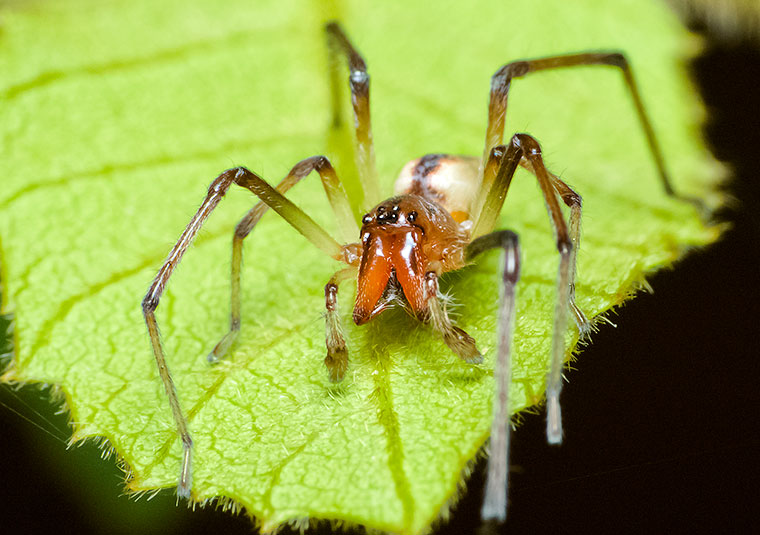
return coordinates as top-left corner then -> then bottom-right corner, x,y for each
142,22 -> 698,523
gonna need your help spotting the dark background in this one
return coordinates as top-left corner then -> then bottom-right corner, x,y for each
1,9 -> 758,535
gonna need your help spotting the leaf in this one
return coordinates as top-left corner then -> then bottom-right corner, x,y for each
0,0 -> 722,533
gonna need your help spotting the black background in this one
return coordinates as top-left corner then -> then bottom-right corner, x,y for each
1,9 -> 758,535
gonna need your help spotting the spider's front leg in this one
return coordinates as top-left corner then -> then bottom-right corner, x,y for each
207,156 -> 357,364
142,168 -> 260,498
144,158 -> 357,498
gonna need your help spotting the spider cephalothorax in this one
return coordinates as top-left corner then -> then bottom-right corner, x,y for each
355,193 -> 468,325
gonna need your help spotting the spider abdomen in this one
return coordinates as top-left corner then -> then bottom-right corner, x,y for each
394,153 -> 480,224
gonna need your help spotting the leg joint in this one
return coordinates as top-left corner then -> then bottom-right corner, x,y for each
466,229 -> 520,264
325,282 -> 339,310
511,133 -> 541,155
423,271 -> 439,300
605,52 -> 627,69
492,61 -> 530,89
561,189 -> 582,208
234,219 -> 251,240
229,166 -> 253,187
313,155 -> 330,171
142,293 -> 159,314
493,229 -> 519,251
489,144 -> 507,161
557,236 -> 573,256
350,69 -> 369,89
293,156 -> 330,177
233,166 -> 249,175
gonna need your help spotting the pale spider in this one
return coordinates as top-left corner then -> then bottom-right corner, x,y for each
142,22 -> 698,523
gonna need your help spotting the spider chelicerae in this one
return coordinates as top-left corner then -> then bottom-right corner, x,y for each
142,21 -> 699,522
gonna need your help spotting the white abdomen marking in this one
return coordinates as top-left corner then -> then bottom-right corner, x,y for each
394,154 -> 480,223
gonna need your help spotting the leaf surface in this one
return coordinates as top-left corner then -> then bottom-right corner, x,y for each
0,0 -> 722,533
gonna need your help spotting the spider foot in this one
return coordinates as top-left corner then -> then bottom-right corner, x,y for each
207,330 -> 238,364
572,303 -> 597,341
445,326 -> 483,364
546,389 -> 563,445
177,444 -> 193,499
325,346 -> 349,382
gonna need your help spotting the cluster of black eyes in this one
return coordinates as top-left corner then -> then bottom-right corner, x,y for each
362,205 -> 418,225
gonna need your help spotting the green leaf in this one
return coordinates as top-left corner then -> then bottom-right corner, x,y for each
0,0 -> 722,533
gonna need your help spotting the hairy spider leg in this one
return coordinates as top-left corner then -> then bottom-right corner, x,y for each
208,156 -> 358,364
423,271 -> 482,364
471,51 -> 706,219
465,230 -> 520,523
471,133 -> 576,445
143,163 -> 357,497
326,22 -> 380,206
324,266 -> 358,382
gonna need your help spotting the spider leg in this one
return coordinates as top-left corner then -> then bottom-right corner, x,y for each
518,160 -> 592,336
324,267 -> 357,382
208,156 -> 358,363
465,230 -> 520,522
326,22 -> 380,206
471,133 -> 574,445
143,169 -> 253,498
423,271 -> 482,363
474,51 -> 706,215
550,173 -> 591,336
143,162 -> 356,498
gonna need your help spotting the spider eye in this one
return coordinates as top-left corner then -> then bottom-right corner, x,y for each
362,213 -> 372,224
377,209 -> 398,224
407,211 -> 417,222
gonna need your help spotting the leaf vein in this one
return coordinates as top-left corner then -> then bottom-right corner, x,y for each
368,340 -> 416,530
260,432 -> 319,519
22,229 -> 227,366
1,26 -> 285,101
0,131 -> 317,211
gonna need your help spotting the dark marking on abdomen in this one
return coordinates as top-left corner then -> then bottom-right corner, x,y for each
409,153 -> 446,199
